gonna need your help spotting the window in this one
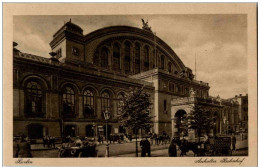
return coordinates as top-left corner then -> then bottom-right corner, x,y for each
101,91 -> 111,118
160,55 -> 165,69
135,43 -> 141,74
169,83 -> 175,92
101,47 -> 108,68
62,87 -> 76,118
85,125 -> 94,137
143,46 -> 149,71
163,100 -> 167,111
117,92 -> 125,115
113,43 -> 120,71
72,47 -> 79,56
25,81 -> 44,117
83,89 -> 95,117
124,42 -> 131,74
168,62 -> 173,73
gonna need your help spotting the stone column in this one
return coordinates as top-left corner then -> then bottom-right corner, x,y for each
78,94 -> 84,118
96,96 -> 102,119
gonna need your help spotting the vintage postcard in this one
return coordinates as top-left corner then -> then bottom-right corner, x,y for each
3,3 -> 257,167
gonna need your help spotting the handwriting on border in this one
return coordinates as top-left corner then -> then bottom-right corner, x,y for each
195,158 -> 245,165
15,158 -> 33,164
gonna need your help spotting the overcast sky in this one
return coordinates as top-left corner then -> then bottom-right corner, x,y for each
13,15 -> 247,99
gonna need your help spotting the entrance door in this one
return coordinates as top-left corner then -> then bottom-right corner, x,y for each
65,125 -> 76,137
28,124 -> 43,139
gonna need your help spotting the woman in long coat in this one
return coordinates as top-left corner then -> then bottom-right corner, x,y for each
168,139 -> 177,157
17,137 -> 32,158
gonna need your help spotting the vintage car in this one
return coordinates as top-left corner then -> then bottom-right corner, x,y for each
58,142 -> 98,157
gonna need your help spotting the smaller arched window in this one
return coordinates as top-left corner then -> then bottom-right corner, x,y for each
117,92 -> 125,115
113,43 -> 120,71
160,55 -> 165,69
101,47 -> 108,68
124,42 -> 131,74
25,81 -> 44,117
168,62 -> 173,73
62,86 -> 76,118
135,43 -> 141,74
83,89 -> 95,117
143,46 -> 149,71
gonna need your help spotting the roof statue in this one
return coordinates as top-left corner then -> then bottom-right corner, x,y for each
141,19 -> 152,32
189,88 -> 196,97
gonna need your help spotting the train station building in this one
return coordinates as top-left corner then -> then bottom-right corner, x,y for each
13,20 -> 247,139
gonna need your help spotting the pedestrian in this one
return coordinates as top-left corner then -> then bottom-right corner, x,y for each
16,136 -> 32,158
42,136 -> 46,148
140,137 -> 146,157
231,133 -> 236,151
168,139 -> 177,157
47,136 -> 50,148
145,137 -> 151,157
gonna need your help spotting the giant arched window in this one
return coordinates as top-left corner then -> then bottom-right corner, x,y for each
101,91 -> 111,118
144,46 -> 150,71
117,92 -> 125,115
160,55 -> 165,69
113,43 -> 120,71
62,86 -> 76,118
83,89 -> 95,117
101,47 -> 108,68
124,42 -> 131,74
25,81 -> 44,117
135,43 -> 141,74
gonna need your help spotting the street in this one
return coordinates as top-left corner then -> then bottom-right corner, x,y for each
31,141 -> 248,158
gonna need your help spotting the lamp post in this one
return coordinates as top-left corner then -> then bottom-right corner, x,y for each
103,110 -> 111,157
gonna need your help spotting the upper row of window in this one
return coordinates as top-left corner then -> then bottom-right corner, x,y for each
24,80 -> 125,119
95,42 -> 174,74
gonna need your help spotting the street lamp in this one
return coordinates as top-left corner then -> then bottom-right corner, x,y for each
103,110 -> 111,157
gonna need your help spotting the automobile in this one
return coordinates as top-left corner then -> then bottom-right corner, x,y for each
58,142 -> 98,157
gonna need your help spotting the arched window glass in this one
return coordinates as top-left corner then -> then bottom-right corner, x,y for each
161,55 -> 165,69
101,91 -> 111,118
101,47 -> 108,68
113,43 -> 120,71
117,92 -> 125,115
25,81 -> 44,117
168,62 -> 173,73
62,87 -> 75,118
93,51 -> 99,66
124,42 -> 131,74
83,89 -> 95,117
144,46 -> 149,71
135,43 -> 141,74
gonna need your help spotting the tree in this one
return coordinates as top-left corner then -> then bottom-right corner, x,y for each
119,87 -> 153,157
185,105 -> 214,143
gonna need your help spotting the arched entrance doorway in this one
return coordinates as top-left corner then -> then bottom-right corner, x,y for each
174,110 -> 187,138
27,124 -> 43,139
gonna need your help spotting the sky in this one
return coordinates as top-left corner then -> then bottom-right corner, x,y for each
13,15 -> 247,99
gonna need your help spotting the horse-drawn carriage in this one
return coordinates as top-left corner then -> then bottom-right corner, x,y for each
176,136 -> 232,156
204,136 -> 232,156
58,143 -> 98,157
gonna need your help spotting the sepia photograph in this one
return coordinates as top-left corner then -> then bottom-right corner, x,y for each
3,3 -> 257,167
12,14 -> 248,158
